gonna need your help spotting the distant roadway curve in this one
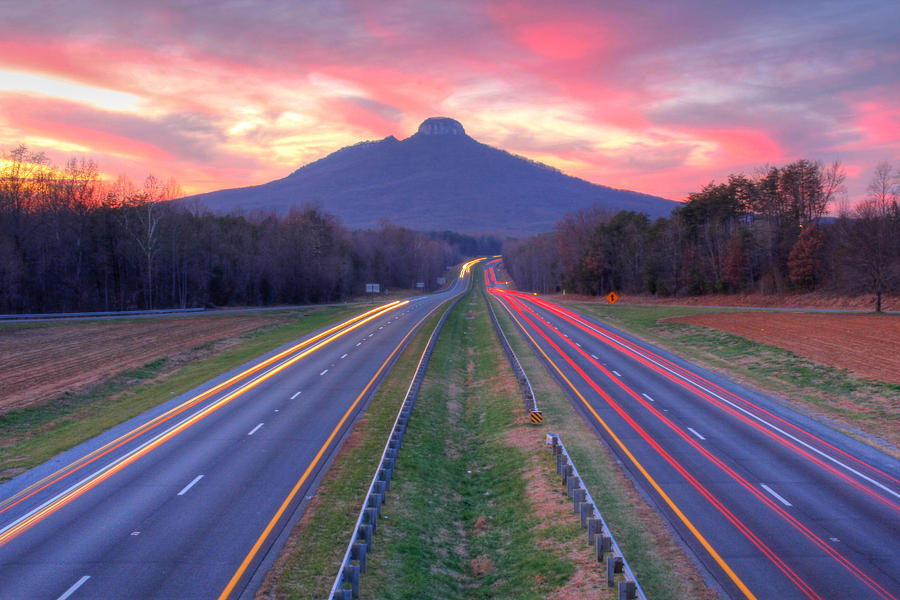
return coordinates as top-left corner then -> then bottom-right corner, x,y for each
486,261 -> 899,600
0,261 -> 477,599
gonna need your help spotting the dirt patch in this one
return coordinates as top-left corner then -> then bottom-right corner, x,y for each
663,312 -> 900,385
0,316 -> 282,414
504,427 -> 609,598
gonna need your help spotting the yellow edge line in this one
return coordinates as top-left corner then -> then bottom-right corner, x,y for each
493,292 -> 758,600
0,301 -> 401,513
0,302 -> 408,547
217,297 -> 454,599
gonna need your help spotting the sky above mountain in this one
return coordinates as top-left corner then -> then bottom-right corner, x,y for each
0,1 -> 897,205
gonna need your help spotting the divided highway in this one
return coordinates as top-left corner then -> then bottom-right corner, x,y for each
486,260 -> 900,600
0,262 -> 477,600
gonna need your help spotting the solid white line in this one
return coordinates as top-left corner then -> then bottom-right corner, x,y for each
591,354 -> 599,359
563,313 -> 900,500
320,369 -> 328,376
688,427 -> 706,440
290,391 -> 301,399
57,576 -> 90,600
248,423 -> 264,436
576,342 -> 581,347
761,484 -> 792,506
612,370 -> 622,377
642,393 -> 655,402
341,353 -> 348,359
177,475 -> 204,496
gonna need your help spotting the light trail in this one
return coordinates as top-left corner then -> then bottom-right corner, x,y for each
499,290 -> 897,600
0,300 -> 409,548
0,301 -> 405,519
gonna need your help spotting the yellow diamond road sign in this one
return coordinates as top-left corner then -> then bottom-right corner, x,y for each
606,291 -> 619,305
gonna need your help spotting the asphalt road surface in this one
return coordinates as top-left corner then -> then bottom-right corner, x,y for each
0,265 -> 474,600
486,260 -> 899,600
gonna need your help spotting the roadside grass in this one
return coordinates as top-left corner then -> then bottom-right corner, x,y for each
490,296 -> 716,600
259,303 -> 450,599
0,305 -> 371,483
566,302 -> 900,449
360,288 -> 579,600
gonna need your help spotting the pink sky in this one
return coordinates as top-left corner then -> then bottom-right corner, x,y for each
0,0 -> 898,206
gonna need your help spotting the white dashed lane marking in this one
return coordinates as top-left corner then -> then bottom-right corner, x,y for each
177,475 -> 204,496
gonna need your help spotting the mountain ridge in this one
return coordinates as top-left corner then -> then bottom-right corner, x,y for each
182,117 -> 679,236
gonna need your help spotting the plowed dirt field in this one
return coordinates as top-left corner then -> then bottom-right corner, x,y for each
663,312 -> 900,384
0,316 -> 281,414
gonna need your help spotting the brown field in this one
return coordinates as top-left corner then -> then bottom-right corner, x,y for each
0,316 -> 284,414
619,292 -> 898,312
663,312 -> 900,385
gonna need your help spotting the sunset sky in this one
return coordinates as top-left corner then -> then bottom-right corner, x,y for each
0,0 -> 897,205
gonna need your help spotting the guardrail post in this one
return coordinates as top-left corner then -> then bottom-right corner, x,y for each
573,488 -> 585,513
556,452 -> 564,474
567,475 -> 579,498
342,563 -> 360,598
619,579 -> 636,600
364,507 -> 378,533
357,524 -> 372,550
597,534 -> 611,561
351,542 -> 367,573
373,481 -> 386,504
580,502 -> 593,527
588,518 -> 601,545
367,493 -> 382,517
607,554 -> 623,587
562,463 -> 573,486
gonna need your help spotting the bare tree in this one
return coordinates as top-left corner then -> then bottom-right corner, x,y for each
844,162 -> 900,312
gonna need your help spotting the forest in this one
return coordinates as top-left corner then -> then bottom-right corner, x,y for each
0,145 -> 487,314
504,159 -> 900,312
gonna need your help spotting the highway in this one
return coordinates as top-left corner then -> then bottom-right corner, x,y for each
0,261 -> 477,600
486,260 -> 900,600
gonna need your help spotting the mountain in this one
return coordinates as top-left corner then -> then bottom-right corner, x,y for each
182,117 -> 679,236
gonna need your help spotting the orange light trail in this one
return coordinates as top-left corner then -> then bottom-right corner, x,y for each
0,300 -> 408,548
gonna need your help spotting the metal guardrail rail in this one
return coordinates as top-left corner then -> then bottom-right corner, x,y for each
548,433 -> 647,600
0,307 -> 206,320
328,288 -> 468,599
483,288 -> 542,424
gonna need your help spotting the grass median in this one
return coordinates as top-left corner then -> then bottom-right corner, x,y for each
489,295 -> 716,600
257,300 -> 453,599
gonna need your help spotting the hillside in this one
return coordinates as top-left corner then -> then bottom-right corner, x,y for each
183,117 -> 678,236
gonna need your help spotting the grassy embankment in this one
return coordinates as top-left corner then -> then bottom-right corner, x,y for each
488,294 -> 714,600
565,302 -> 900,451
0,305 -> 372,483
264,277 -> 709,599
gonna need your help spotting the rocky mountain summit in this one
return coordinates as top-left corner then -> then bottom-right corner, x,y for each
183,118 -> 677,236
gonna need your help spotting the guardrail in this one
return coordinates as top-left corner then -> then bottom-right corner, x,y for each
547,433 -> 647,600
482,288 -> 542,424
0,307 -> 205,320
328,289 -> 468,599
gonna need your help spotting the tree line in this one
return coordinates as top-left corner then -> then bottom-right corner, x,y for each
504,159 -> 900,311
0,145 -> 467,314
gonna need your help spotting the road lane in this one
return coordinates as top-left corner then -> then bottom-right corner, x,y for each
487,267 -> 899,600
0,261 -> 478,599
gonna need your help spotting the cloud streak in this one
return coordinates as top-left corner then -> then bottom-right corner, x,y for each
0,0 -> 896,200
